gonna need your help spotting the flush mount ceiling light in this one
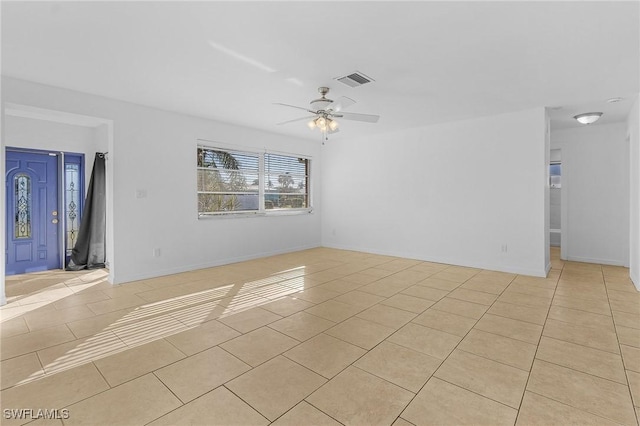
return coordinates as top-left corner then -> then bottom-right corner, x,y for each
573,112 -> 603,125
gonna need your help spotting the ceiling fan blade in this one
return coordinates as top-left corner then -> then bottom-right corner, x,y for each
331,96 -> 356,112
273,102 -> 315,114
276,115 -> 316,126
336,111 -> 380,123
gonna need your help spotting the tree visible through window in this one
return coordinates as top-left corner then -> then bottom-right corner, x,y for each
265,153 -> 309,209
197,147 -> 259,214
197,145 -> 311,216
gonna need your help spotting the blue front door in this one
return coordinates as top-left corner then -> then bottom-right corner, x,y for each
5,150 -> 60,275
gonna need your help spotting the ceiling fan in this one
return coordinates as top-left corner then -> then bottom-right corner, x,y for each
274,87 -> 380,139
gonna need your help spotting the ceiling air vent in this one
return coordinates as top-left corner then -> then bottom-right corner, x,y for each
335,71 -> 374,88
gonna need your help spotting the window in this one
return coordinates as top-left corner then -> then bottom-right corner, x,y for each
14,174 -> 32,238
197,147 -> 260,215
264,153 -> 309,210
550,163 -> 561,188
64,154 -> 84,259
197,143 -> 311,217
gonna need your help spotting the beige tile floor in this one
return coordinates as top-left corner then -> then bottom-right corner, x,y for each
1,247 -> 639,425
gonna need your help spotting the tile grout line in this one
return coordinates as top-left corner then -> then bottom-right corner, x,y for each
479,310 -> 545,327
275,265 -> 470,425
267,352 -> 352,424
392,271 -> 499,424
547,299 -> 615,317
397,269 -> 551,420
38,361 -> 143,423
299,397 -> 348,425
117,259 -> 401,413
602,265 -> 640,425
219,262 -> 379,425
540,333 -> 623,357
520,261 -> 639,424
532,356 -> 632,387
512,256 -> 563,424
227,261 -> 462,424
524,388 -> 632,426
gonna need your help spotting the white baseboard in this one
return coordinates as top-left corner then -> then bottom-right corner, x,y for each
631,271 -> 640,291
322,242 -> 547,277
565,255 -> 628,267
115,241 -> 559,285
113,243 -> 321,285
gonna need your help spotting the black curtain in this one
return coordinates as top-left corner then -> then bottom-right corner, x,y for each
67,153 -> 106,270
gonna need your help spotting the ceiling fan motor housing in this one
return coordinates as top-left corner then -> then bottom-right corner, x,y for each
310,87 -> 333,111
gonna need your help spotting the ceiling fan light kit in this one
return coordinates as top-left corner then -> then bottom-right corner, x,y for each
308,116 -> 338,131
275,86 -> 380,141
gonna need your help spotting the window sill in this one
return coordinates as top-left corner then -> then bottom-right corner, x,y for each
198,208 -> 313,220
266,208 -> 313,216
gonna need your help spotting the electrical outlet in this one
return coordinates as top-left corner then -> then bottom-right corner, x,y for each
153,248 -> 161,257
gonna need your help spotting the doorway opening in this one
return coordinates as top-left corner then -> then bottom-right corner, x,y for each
550,149 -> 562,249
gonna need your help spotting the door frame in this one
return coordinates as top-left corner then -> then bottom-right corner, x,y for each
549,154 -> 562,250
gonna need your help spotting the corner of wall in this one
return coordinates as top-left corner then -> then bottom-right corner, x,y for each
1,76 -> 7,304
544,108 -> 551,273
628,94 -> 640,289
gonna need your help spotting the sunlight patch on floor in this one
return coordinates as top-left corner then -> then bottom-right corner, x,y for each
3,266 -> 311,385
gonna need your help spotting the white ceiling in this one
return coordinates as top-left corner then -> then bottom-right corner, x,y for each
2,1 -> 639,141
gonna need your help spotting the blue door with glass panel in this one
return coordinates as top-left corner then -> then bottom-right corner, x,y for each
5,150 -> 60,275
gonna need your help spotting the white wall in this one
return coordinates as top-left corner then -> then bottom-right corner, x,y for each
629,96 -> 640,288
2,77 -> 322,284
321,108 -> 548,277
544,110 -> 551,271
552,123 -> 630,267
5,115 -> 100,191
